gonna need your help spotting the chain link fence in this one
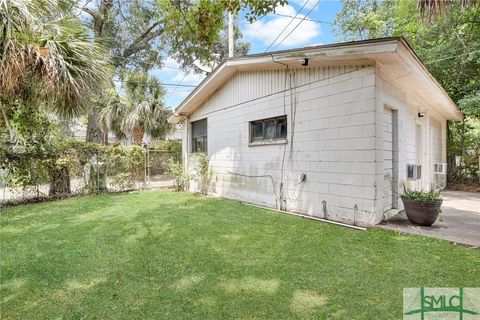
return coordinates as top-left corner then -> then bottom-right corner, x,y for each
0,144 -> 181,207
145,148 -> 181,189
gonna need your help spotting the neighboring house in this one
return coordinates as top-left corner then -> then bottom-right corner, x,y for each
70,120 -> 117,143
165,123 -> 184,141
70,120 -> 88,141
168,38 -> 462,225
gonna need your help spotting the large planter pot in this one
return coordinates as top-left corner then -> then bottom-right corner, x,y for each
401,197 -> 443,226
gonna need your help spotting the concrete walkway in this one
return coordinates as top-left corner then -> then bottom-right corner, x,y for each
378,190 -> 480,247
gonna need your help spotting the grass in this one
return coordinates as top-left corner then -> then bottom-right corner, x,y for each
0,190 -> 479,319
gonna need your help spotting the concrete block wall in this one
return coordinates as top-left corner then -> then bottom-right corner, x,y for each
430,118 -> 447,188
375,67 -> 448,215
375,68 -> 416,214
186,64 -> 381,225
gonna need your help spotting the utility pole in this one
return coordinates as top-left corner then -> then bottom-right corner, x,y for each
228,11 -> 234,58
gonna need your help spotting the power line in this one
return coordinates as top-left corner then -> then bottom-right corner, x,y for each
185,66 -> 366,118
264,0 -> 310,52
425,49 -> 480,64
270,0 -> 321,52
271,13 -> 333,25
247,24 -> 275,42
170,74 -> 187,94
112,79 -> 197,87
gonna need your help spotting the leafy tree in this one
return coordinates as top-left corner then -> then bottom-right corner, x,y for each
0,0 -> 112,194
75,0 -> 287,143
334,0 -> 480,182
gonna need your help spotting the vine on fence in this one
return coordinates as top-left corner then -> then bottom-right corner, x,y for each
0,139 -> 146,203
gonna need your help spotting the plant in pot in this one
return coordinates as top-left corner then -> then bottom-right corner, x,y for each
401,186 -> 443,226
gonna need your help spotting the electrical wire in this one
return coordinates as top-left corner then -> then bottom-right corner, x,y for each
170,74 -> 187,94
270,0 -> 321,52
246,24 -> 275,42
226,171 -> 279,199
190,66 -> 366,119
270,13 -> 333,25
425,49 -> 480,64
112,78 -> 198,87
277,60 -> 290,208
264,0 -> 310,52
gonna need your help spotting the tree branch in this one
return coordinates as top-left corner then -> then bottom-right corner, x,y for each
116,23 -> 165,66
78,6 -> 97,19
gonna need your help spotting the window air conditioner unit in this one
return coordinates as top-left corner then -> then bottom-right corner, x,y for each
407,164 -> 422,180
434,163 -> 447,175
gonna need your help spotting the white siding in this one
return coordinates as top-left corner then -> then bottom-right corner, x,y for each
187,64 -> 378,225
431,118 -> 446,188
182,63 -> 448,225
383,107 -> 394,211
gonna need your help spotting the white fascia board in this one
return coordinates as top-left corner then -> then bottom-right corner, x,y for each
168,114 -> 183,124
171,62 -> 231,118
171,41 -> 403,120
273,40 -> 399,62
396,41 -> 463,121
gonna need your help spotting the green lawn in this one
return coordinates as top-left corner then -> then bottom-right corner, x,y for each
0,190 -> 478,319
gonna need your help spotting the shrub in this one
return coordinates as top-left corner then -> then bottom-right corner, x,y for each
402,185 -> 442,201
196,153 -> 211,195
1,139 -> 146,196
167,159 -> 189,191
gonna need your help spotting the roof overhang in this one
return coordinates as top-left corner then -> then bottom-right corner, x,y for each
168,37 -> 462,123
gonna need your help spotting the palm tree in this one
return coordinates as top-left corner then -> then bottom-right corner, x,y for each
0,0 -> 111,195
0,0 -> 111,119
99,73 -> 172,145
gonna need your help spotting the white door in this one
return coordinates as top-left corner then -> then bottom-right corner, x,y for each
383,107 -> 394,211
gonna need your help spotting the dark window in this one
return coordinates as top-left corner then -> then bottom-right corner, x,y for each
249,116 -> 287,143
191,119 -> 207,153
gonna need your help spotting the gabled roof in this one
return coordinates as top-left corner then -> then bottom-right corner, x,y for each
168,37 -> 462,123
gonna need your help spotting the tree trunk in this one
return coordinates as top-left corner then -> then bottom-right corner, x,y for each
49,166 -> 71,196
85,0 -> 113,144
86,109 -> 103,143
102,129 -> 109,145
133,126 -> 144,145
0,101 -> 13,140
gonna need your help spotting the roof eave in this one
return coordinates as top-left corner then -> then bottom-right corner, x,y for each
169,38 -> 402,123
396,39 -> 463,121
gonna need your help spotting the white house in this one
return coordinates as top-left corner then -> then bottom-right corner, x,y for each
168,38 -> 462,226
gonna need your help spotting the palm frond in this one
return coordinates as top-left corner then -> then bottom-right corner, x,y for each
418,0 -> 476,21
0,0 -> 112,117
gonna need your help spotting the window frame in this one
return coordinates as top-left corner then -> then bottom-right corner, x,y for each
249,115 -> 287,146
191,118 -> 208,154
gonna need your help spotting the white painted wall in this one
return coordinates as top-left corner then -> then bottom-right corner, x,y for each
185,64 -> 380,225
431,118 -> 447,188
181,63 -> 448,225
375,67 -> 447,214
